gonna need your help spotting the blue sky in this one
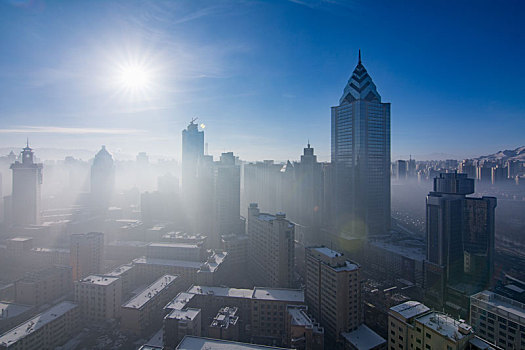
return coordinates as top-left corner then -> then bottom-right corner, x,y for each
0,0 -> 523,161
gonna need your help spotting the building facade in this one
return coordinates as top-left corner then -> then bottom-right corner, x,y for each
331,51 -> 391,239
70,232 -> 104,281
74,274 -> 122,322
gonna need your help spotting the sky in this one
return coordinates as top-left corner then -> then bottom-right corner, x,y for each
0,0 -> 523,162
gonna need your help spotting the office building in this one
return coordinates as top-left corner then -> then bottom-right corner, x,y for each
215,152 -> 242,238
9,142 -> 43,226
247,204 -> 295,288
331,51 -> 391,238
181,119 -> 204,195
470,290 -> 525,349
15,266 -> 72,306
90,145 -> 114,209
70,232 -> 104,281
74,274 -> 122,321
121,274 -> 181,334
388,301 -> 474,350
396,160 -> 407,180
425,173 -> 497,317
305,246 -> 362,343
0,301 -> 79,350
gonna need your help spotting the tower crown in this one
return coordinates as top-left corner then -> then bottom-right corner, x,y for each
340,51 -> 381,104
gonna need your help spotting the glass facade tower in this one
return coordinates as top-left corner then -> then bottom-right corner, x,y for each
331,52 -> 391,238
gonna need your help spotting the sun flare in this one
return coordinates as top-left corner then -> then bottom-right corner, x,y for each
117,64 -> 151,90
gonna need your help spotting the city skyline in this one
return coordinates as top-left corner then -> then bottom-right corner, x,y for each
0,0 -> 523,162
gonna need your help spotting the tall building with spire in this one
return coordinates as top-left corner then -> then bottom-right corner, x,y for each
182,119 -> 204,195
9,141 -> 43,226
331,50 -> 391,239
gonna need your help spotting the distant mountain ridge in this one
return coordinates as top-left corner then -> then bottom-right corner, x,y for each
475,146 -> 525,162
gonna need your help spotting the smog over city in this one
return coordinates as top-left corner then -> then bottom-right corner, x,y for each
0,1 -> 523,350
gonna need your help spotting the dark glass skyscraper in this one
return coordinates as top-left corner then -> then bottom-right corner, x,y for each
181,119 -> 204,195
331,51 -> 391,238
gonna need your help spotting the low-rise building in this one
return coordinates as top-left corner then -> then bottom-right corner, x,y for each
0,301 -> 79,350
146,242 -> 205,261
74,274 -> 122,321
175,336 -> 293,349
121,274 -> 180,334
208,306 -> 240,341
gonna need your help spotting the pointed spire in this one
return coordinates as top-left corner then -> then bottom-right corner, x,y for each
307,138 -> 310,148
358,49 -> 361,64
26,138 -> 29,148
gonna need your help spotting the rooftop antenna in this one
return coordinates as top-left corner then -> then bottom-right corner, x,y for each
190,116 -> 198,124
307,138 -> 310,148
358,49 -> 361,64
26,137 -> 29,148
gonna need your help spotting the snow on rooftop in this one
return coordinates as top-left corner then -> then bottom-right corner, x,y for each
144,328 -> 164,348
122,275 -> 177,309
416,312 -> 471,341
133,257 -> 202,269
176,336 -> 291,349
287,307 -> 312,326
148,242 -> 200,249
0,301 -> 77,346
313,246 -> 342,258
79,275 -> 120,286
341,324 -> 386,350
8,237 -> 32,242
257,214 -> 276,222
105,264 -> 134,276
188,286 -> 254,299
166,308 -> 200,320
390,301 -> 430,320
165,292 -> 196,311
472,290 -> 525,319
253,287 -> 304,302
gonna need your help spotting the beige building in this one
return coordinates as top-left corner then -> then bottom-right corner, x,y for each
15,265 -> 72,306
305,246 -> 362,342
247,204 -> 295,288
74,274 -> 122,322
470,290 -> 525,349
121,274 -> 181,334
0,301 -> 79,350
163,308 -> 202,350
284,305 -> 324,350
388,301 -> 474,350
70,232 -> 104,280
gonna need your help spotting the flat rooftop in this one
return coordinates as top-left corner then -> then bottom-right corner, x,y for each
79,275 -> 120,286
123,275 -> 177,309
7,237 -> 32,242
390,301 -> 430,320
148,242 -> 200,249
370,240 -> 426,261
312,246 -> 342,258
416,312 -> 472,341
253,287 -> 304,303
188,286 -> 254,299
176,336 -> 291,349
287,307 -> 313,326
164,292 -> 196,311
471,290 -> 525,319
0,301 -> 77,347
166,308 -> 200,320
341,324 -> 386,350
133,257 -> 202,269
105,264 -> 134,277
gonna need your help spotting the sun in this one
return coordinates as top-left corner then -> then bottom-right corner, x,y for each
117,63 -> 151,91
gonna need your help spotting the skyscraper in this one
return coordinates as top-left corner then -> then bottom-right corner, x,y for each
331,51 -> 391,239
215,152 -> 242,238
181,119 -> 204,195
425,172 -> 496,317
90,145 -> 114,209
10,141 -> 43,226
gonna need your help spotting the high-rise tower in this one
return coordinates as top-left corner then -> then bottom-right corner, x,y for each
90,145 -> 114,209
331,51 -> 391,238
10,141 -> 43,226
182,119 -> 204,195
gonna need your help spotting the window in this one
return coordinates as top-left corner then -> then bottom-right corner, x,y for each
425,333 -> 431,339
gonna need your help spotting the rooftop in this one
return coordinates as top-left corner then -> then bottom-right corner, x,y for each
253,287 -> 304,303
416,312 -> 472,341
165,292 -> 196,311
176,336 -> 292,349
148,242 -> 200,249
188,286 -> 254,299
471,290 -> 525,319
313,246 -> 342,258
105,264 -> 134,277
287,306 -> 314,327
78,275 -> 120,286
0,301 -> 78,347
166,308 -> 201,321
122,275 -> 177,309
370,240 -> 426,261
7,237 -> 32,242
341,324 -> 386,350
390,301 -> 430,320
133,257 -> 202,269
